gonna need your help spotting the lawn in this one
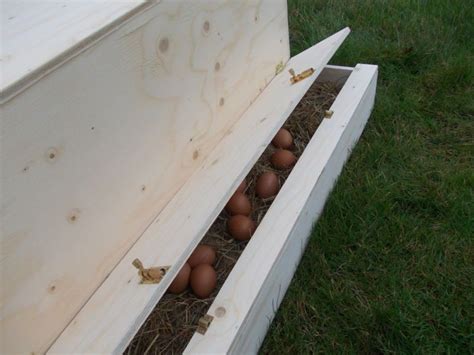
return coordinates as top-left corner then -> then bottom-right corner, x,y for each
261,0 -> 473,353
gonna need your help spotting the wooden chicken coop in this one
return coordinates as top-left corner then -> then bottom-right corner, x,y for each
0,0 -> 377,353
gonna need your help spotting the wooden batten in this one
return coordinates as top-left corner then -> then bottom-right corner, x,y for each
1,1 -> 290,353
185,64 -> 378,354
48,28 -> 351,354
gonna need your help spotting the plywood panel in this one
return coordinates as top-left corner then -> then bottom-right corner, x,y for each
48,28 -> 350,354
0,1 -> 289,353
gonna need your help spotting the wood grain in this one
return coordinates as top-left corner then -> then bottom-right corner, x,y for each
185,64 -> 378,354
0,0 -> 154,100
48,28 -> 350,354
0,1 -> 289,353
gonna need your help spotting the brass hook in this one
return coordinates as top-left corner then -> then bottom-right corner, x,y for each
289,67 -> 315,84
132,258 -> 170,284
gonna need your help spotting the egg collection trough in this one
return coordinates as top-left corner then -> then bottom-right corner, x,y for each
126,80 -> 341,353
0,1 -> 377,354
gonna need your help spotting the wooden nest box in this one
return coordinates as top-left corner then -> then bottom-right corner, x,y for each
0,0 -> 377,353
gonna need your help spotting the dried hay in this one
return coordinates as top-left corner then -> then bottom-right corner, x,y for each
125,81 -> 339,355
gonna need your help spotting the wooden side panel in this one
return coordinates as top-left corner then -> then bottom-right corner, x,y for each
0,0 -> 151,99
185,64 -> 378,354
0,1 -> 289,353
48,29 -> 350,355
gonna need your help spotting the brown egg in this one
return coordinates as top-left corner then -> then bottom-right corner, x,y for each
272,128 -> 293,149
167,263 -> 191,294
225,192 -> 251,216
187,245 -> 216,268
227,215 -> 256,241
236,179 -> 246,193
256,172 -> 280,199
190,264 -> 217,299
271,149 -> 297,170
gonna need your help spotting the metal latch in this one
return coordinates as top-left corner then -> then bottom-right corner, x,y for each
132,258 -> 170,284
289,68 -> 315,84
197,314 -> 214,335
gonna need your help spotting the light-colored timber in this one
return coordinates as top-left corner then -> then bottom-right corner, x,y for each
48,28 -> 351,354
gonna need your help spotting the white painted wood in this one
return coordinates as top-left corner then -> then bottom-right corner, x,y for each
0,0 -> 153,100
48,28 -> 350,354
1,1 -> 290,353
185,64 -> 378,354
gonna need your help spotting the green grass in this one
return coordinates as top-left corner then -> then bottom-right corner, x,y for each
261,1 -> 473,353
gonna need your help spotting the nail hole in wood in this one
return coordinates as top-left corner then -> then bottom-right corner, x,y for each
67,209 -> 80,224
48,285 -> 56,293
141,185 -> 146,191
219,97 -> 225,106
46,147 -> 59,162
193,150 -> 199,160
214,62 -> 220,71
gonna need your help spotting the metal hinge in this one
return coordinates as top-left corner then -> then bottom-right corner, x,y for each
132,258 -> 170,284
197,314 -> 214,335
